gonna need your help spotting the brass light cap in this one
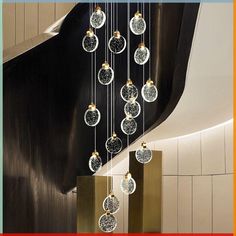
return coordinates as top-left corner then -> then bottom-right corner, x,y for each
112,132 -> 117,139
92,151 -> 99,157
138,42 -> 145,48
102,61 -> 110,70
88,103 -> 96,110
146,79 -> 154,86
106,210 -> 111,215
95,5 -> 101,12
86,28 -> 94,37
126,78 -> 133,86
109,191 -> 115,197
134,11 -> 142,18
125,172 -> 132,179
114,30 -> 121,39
141,141 -> 147,148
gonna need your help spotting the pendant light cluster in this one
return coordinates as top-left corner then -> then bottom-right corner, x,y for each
82,2 -> 158,232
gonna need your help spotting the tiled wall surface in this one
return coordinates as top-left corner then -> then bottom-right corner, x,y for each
150,121 -> 233,233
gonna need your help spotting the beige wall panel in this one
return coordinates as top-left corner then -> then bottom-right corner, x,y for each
162,176 -> 177,232
225,122 -> 233,173
55,3 -> 75,20
15,3 -> 24,44
3,3 -> 16,50
178,133 -> 201,175
178,176 -> 192,232
193,176 -> 212,233
213,174 -> 233,233
25,3 -> 38,40
39,3 -> 55,34
201,126 -> 225,175
155,139 -> 178,175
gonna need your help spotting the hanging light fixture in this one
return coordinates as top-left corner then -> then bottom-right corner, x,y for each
120,172 -> 136,195
121,115 -> 137,135
141,79 -> 158,102
82,28 -> 99,52
130,11 -> 146,35
120,79 -> 138,102
124,99 -> 141,118
135,142 -> 152,164
103,192 -> 120,214
88,151 -> 102,172
134,42 -> 150,65
90,6 -> 106,29
98,211 -> 117,232
98,62 -> 114,85
105,132 -> 122,154
108,31 -> 126,54
84,103 -> 101,127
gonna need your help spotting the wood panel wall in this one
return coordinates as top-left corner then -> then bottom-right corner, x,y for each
3,2 -> 76,50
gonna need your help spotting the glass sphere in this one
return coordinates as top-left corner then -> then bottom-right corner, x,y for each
90,6 -> 106,29
134,43 -> 150,65
98,212 -> 117,233
121,116 -> 137,135
108,31 -> 126,54
120,79 -> 138,102
103,193 -> 120,214
130,11 -> 146,35
141,79 -> 158,102
120,172 -> 136,195
105,133 -> 122,154
82,29 -> 99,52
84,103 -> 101,127
124,100 -> 141,118
98,62 -> 114,85
135,142 -> 152,164
88,151 -> 102,172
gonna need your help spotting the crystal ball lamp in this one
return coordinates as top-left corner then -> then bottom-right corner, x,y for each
82,28 -> 99,53
105,132 -> 123,154
141,79 -> 158,102
124,99 -> 141,118
134,42 -> 150,65
88,151 -> 102,172
121,115 -> 137,135
135,142 -> 152,164
120,79 -> 138,102
103,192 -> 120,214
98,62 -> 114,85
108,31 -> 126,54
130,11 -> 146,35
84,103 -> 101,127
98,211 -> 117,233
90,6 -> 106,29
120,172 -> 136,195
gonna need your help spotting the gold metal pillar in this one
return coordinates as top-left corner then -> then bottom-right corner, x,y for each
77,176 -> 111,233
129,150 -> 162,233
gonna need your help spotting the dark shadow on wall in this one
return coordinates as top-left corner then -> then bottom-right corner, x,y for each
3,3 -> 199,232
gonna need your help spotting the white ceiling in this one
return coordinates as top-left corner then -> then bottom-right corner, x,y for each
96,2 -> 233,175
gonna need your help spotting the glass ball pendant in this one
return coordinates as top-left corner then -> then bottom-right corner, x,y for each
84,103 -> 101,127
103,192 -> 120,214
98,211 -> 117,233
130,11 -> 146,35
108,31 -> 126,54
105,132 -> 122,154
90,6 -> 106,29
120,79 -> 138,102
135,142 -> 152,164
134,42 -> 150,65
82,28 -> 99,52
88,151 -> 102,172
121,115 -> 137,135
120,172 -> 136,195
141,79 -> 158,102
124,100 -> 141,118
98,62 -> 114,85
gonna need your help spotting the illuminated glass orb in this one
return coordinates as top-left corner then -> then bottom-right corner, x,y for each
98,62 -> 114,85
82,28 -> 99,52
108,31 -> 126,54
141,79 -> 158,102
90,6 -> 106,29
98,212 -> 117,233
134,43 -> 150,65
105,132 -> 122,154
103,193 -> 120,214
135,142 -> 152,164
124,100 -> 141,118
130,11 -> 146,35
120,79 -> 138,102
88,151 -> 102,172
84,103 -> 101,127
121,116 -> 137,135
120,172 -> 136,195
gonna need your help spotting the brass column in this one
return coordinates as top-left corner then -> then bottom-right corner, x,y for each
129,150 -> 162,233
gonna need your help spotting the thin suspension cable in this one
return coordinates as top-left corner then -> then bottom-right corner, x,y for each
142,1 -> 145,137
148,1 -> 151,79
116,2 -> 118,30
127,2 -> 130,79
106,85 -> 109,196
